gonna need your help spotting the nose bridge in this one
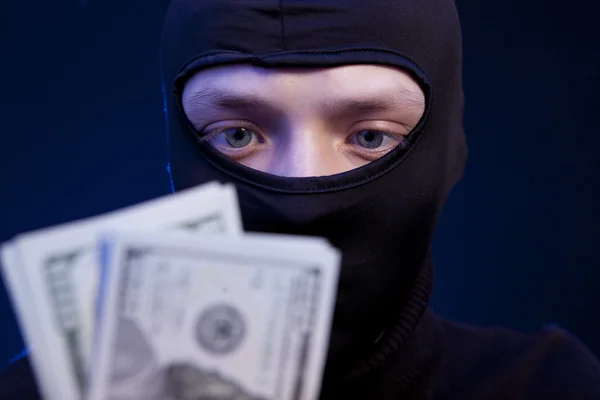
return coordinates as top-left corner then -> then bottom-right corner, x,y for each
269,74 -> 341,177
277,122 -> 334,177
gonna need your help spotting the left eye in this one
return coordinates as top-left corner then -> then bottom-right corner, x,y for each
353,130 -> 396,149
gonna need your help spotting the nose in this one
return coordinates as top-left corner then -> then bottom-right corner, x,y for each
271,128 -> 340,178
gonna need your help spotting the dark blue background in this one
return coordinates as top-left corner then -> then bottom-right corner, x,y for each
1,0 -> 598,367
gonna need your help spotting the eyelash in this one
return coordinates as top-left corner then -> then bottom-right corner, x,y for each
198,126 -> 258,143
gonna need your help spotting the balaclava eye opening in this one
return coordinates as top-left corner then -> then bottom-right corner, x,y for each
160,0 -> 467,390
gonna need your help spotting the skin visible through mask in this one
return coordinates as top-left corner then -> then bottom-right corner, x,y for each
181,64 -> 425,177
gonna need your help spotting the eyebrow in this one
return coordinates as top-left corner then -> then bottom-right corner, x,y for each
185,85 -> 425,118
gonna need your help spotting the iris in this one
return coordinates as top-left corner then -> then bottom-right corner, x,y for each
356,130 -> 384,149
224,128 -> 253,148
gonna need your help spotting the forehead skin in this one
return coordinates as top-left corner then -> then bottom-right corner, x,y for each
181,64 -> 425,121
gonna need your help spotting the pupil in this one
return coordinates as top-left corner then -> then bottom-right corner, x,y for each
233,130 -> 245,141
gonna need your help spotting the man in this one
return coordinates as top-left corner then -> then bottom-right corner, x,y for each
2,0 -> 600,399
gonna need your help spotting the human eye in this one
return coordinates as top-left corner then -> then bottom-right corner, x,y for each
199,126 -> 265,159
346,129 -> 407,161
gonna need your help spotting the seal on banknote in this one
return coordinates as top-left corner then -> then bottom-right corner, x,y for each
195,303 -> 246,355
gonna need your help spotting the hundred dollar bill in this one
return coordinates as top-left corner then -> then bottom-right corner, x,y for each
88,231 -> 340,400
1,181 -> 242,400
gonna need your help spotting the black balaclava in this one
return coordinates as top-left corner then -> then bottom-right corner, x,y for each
160,0 -> 467,393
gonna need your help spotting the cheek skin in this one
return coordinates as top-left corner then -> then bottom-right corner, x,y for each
237,149 -> 273,172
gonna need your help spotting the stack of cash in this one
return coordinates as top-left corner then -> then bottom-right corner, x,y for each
1,182 -> 341,400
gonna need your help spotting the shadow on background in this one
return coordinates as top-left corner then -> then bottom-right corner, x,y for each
0,0 -> 598,365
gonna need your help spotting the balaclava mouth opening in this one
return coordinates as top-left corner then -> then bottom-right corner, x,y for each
160,0 -> 467,391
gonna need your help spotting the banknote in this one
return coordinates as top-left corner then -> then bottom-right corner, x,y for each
1,182 -> 242,400
88,231 -> 340,400
0,243 -> 60,400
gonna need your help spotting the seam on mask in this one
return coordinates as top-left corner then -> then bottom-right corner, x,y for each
176,48 -> 428,85
278,0 -> 288,51
258,50 -> 427,79
193,104 -> 431,194
172,49 -> 432,193
175,79 -> 432,194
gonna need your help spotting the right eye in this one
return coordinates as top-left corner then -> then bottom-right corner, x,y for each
199,126 -> 265,158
